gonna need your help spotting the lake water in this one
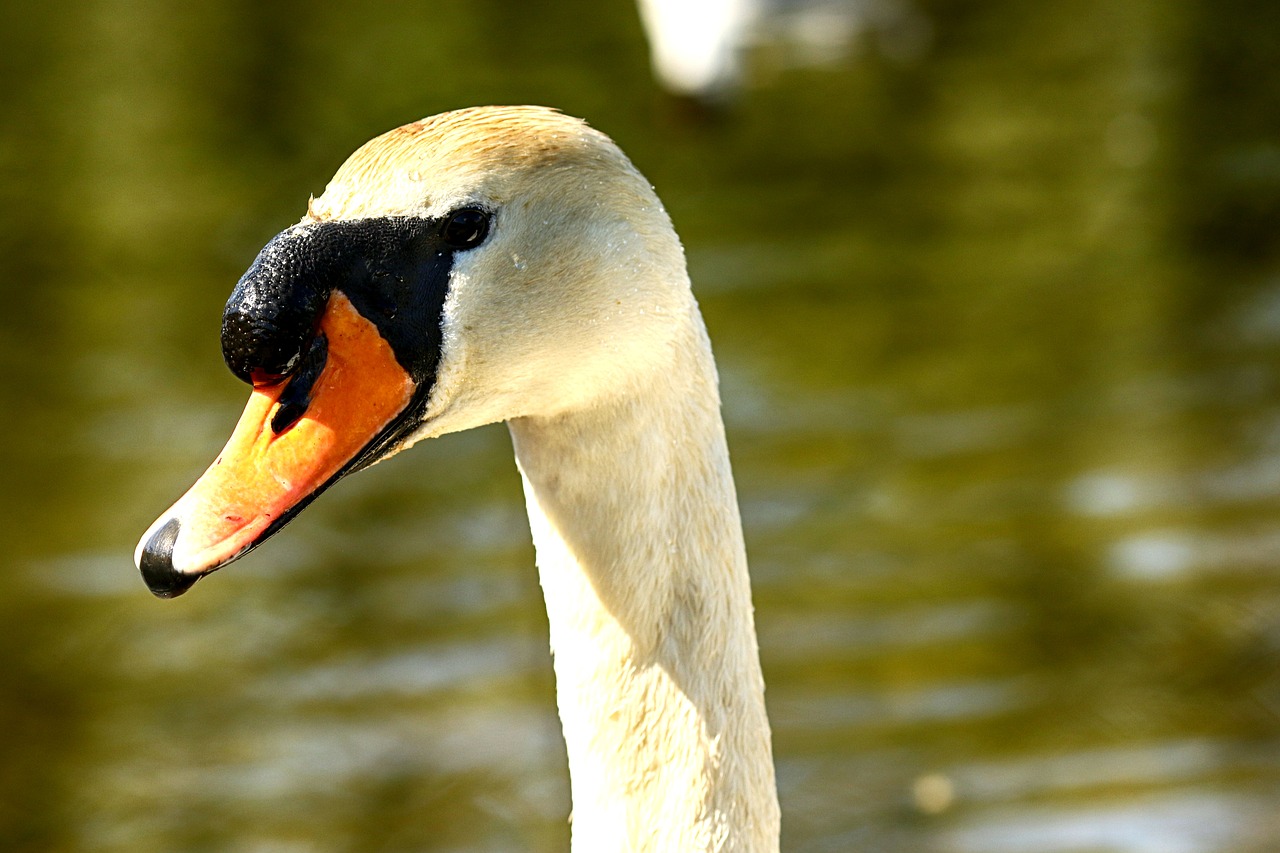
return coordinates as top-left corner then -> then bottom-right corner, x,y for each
3,1 -> 1280,851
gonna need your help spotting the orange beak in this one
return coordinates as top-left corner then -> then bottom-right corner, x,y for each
135,292 -> 415,597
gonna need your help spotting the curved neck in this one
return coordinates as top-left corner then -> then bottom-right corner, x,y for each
508,318 -> 780,853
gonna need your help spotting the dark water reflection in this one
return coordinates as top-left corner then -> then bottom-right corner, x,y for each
3,1 -> 1280,851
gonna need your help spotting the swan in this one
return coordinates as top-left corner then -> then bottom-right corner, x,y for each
135,105 -> 781,852
636,0 -> 759,102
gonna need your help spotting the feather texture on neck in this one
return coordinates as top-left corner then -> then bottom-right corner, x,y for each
510,310 -> 779,852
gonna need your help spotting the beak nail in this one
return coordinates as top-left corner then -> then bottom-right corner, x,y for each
137,517 -> 200,599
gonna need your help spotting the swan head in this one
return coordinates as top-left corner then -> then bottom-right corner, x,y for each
135,106 -> 691,598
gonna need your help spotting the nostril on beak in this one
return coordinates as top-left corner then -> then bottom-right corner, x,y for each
251,370 -> 289,388
269,332 -> 329,435
137,517 -> 199,599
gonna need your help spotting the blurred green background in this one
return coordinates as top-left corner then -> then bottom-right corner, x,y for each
3,0 -> 1280,850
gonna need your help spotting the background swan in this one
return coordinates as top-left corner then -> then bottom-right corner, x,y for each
136,106 -> 781,853
636,0 -> 759,101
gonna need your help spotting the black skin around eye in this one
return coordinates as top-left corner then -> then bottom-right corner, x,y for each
441,208 -> 490,249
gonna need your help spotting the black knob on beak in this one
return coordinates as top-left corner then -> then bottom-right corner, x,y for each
221,226 -> 333,385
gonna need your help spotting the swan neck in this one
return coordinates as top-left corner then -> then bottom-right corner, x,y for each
508,329 -> 780,852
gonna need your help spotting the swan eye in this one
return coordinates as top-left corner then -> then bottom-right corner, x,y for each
440,207 -> 490,249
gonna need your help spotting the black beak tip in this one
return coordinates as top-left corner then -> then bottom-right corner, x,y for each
138,517 -> 199,599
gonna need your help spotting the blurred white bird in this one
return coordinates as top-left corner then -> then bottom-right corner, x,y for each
636,0 -> 929,105
636,0 -> 760,102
